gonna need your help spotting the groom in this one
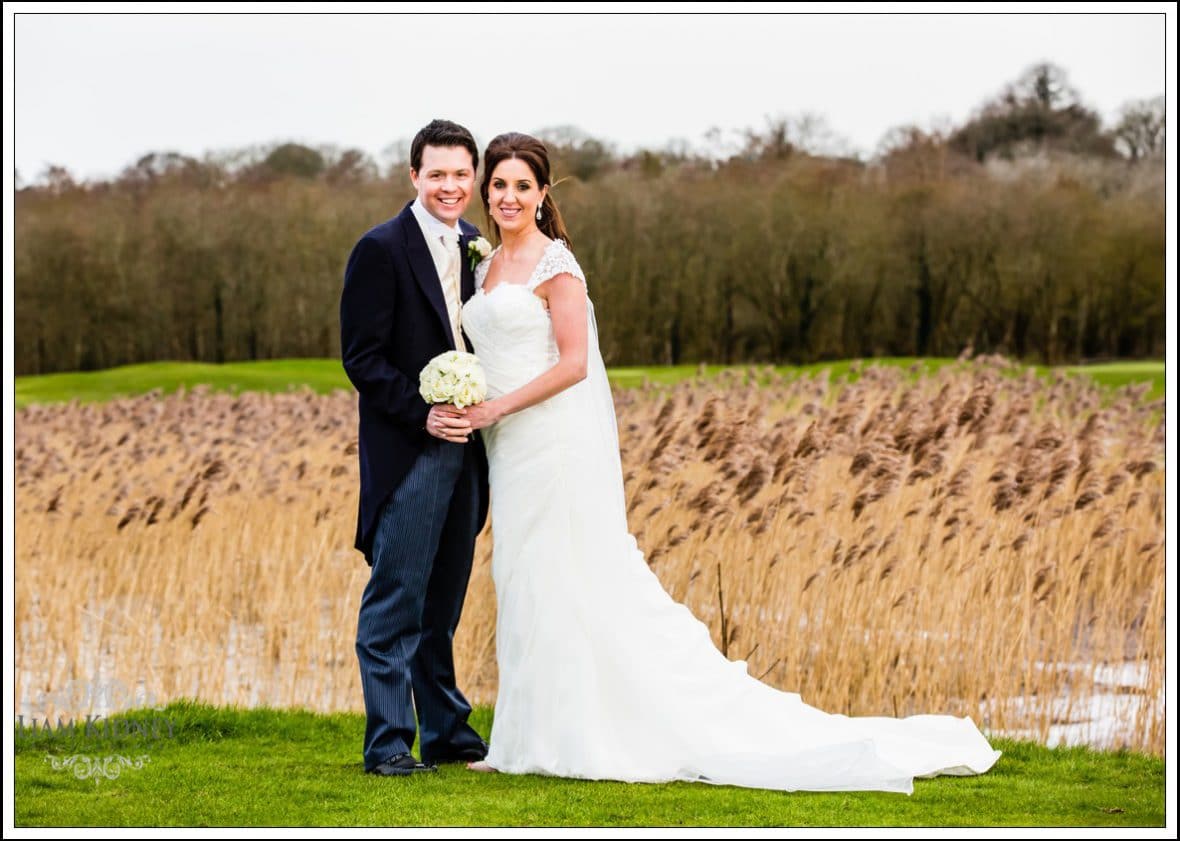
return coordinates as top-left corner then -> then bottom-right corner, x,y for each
340,119 -> 490,776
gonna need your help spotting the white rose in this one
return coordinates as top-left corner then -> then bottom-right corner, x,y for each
454,384 -> 478,409
419,350 -> 488,406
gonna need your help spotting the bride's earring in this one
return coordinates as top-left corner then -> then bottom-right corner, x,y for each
536,204 -> 543,221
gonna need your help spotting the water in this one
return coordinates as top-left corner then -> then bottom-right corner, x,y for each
16,608 -> 1162,753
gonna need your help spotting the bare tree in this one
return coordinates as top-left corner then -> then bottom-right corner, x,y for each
38,164 -> 77,194
322,147 -> 379,184
532,125 -> 614,181
261,143 -> 325,178
1010,61 -> 1081,111
740,113 -> 856,162
1113,95 -> 1165,161
741,115 -> 795,161
789,112 -> 857,159
381,136 -> 413,176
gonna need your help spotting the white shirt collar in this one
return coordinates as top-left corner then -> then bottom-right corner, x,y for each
411,197 -> 461,239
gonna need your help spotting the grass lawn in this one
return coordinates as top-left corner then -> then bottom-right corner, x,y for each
13,701 -> 1165,827
13,357 -> 1165,408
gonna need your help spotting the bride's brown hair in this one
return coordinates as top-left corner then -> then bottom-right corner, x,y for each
479,133 -> 573,252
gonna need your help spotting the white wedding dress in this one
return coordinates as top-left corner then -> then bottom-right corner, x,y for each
459,239 -> 1000,793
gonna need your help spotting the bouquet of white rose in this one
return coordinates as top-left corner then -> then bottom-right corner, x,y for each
418,350 -> 488,409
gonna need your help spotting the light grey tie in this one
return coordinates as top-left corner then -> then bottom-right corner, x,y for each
439,231 -> 464,350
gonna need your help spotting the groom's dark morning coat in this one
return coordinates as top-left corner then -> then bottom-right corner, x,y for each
340,201 -> 490,564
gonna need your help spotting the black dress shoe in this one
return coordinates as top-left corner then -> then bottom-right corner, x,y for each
366,753 -> 438,776
422,739 -> 489,765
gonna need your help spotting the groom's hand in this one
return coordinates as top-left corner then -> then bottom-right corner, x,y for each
427,404 -> 472,443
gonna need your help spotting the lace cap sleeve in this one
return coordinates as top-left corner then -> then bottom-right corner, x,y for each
475,253 -> 493,290
528,239 -> 587,292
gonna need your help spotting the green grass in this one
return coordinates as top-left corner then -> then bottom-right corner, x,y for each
14,358 -> 1165,408
14,359 -> 352,408
12,701 -> 1164,827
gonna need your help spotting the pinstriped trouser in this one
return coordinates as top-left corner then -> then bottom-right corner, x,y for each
355,438 -> 485,770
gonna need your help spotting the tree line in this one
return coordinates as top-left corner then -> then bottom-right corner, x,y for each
14,63 -> 1164,375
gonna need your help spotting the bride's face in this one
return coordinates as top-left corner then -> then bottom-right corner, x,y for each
487,158 -> 548,235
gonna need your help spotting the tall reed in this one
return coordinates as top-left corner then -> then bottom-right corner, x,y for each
14,358 -> 1165,754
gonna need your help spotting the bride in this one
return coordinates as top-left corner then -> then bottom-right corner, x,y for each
455,132 -> 1001,793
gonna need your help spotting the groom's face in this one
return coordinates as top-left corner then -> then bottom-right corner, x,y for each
410,144 -> 476,226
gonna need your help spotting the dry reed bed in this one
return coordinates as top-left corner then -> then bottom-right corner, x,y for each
14,357 -> 1165,754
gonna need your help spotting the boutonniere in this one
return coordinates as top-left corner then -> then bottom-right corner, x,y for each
467,236 -> 492,271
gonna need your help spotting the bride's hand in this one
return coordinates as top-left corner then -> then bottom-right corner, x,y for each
463,399 -> 505,431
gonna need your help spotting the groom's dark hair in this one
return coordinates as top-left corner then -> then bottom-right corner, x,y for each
410,119 -> 479,173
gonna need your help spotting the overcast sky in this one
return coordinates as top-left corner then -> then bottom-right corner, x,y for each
8,5 -> 1170,182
